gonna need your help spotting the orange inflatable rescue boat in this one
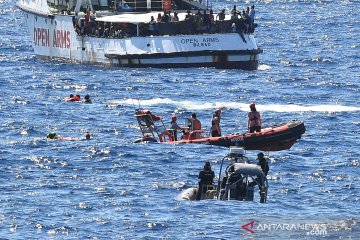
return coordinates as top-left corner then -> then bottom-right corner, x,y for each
134,109 -> 306,151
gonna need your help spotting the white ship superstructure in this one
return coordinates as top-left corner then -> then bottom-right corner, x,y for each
17,0 -> 262,69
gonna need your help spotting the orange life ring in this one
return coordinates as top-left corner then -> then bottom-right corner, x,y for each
159,131 -> 174,142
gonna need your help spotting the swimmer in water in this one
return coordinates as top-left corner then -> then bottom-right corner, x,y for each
85,132 -> 91,140
84,94 -> 92,103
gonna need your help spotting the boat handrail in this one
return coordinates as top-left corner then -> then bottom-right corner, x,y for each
73,17 -> 256,38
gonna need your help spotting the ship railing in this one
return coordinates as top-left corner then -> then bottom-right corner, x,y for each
74,17 -> 256,39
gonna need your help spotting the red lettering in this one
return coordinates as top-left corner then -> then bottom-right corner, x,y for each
56,30 -> 60,47
46,29 -> 50,47
34,28 -> 50,47
57,30 -> 61,47
41,29 -> 45,46
53,29 -> 57,47
66,31 -> 70,48
52,29 -> 71,49
61,30 -> 66,48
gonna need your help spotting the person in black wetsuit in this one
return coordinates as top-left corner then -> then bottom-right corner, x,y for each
196,161 -> 215,200
257,152 -> 269,176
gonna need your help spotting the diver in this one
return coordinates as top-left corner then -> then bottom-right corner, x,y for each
257,152 -> 269,176
196,161 -> 215,200
211,108 -> 221,137
248,103 -> 261,133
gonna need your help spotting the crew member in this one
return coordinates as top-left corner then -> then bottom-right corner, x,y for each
188,112 -> 202,139
196,161 -> 215,200
257,152 -> 269,176
248,103 -> 261,133
189,112 -> 201,131
211,108 -> 221,137
169,115 -> 184,141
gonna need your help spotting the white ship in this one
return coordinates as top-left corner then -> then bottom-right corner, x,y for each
17,0 -> 262,70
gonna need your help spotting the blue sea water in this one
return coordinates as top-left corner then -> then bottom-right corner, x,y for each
0,0 -> 359,239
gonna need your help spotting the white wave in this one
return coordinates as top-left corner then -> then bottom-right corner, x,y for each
258,64 -> 272,70
116,98 -> 360,112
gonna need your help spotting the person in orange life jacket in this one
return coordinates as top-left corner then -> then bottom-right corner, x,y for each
74,95 -> 81,101
257,152 -> 269,176
196,161 -> 215,200
169,115 -> 185,141
211,108 -> 221,137
248,103 -> 261,133
66,94 -> 80,102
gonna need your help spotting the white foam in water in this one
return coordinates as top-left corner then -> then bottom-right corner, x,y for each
258,64 -> 272,70
118,98 -> 360,113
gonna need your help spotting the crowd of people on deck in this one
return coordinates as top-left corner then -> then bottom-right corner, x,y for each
73,5 -> 257,38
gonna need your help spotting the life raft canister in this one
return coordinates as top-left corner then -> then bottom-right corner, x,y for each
159,131 -> 174,142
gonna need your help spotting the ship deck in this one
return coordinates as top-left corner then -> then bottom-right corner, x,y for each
94,11 -> 231,23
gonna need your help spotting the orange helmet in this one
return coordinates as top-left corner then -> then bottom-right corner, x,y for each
171,115 -> 177,121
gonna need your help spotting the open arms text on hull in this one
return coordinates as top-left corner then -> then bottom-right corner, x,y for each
17,0 -> 262,70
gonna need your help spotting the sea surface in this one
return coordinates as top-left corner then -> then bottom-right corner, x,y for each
0,0 -> 359,239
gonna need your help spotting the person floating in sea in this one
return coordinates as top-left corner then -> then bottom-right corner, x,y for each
46,132 -> 60,140
256,152 -> 269,176
85,132 -> 91,140
248,103 -> 261,133
65,94 -> 81,102
211,108 -> 221,137
169,115 -> 186,141
84,94 -> 92,103
196,161 -> 215,200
